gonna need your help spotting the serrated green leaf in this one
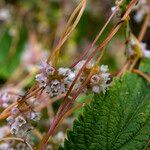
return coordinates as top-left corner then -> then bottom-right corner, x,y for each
60,72 -> 150,150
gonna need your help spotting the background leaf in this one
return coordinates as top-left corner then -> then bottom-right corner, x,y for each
139,58 -> 150,74
0,24 -> 27,79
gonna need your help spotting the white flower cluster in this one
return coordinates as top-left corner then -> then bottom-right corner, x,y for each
6,106 -> 40,139
36,60 -> 75,97
133,0 -> 149,23
0,92 -> 10,108
0,141 -> 30,150
36,60 -> 110,96
74,60 -> 110,94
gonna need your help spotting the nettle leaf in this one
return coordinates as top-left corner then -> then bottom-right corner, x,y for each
60,72 -> 150,150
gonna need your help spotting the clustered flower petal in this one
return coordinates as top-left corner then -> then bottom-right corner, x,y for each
0,92 -> 10,108
74,60 -> 110,94
6,104 -> 40,139
35,60 -> 75,97
36,59 -> 110,96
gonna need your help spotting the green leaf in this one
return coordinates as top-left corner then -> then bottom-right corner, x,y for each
0,24 -> 28,79
60,72 -> 150,150
139,58 -> 150,74
0,28 -> 12,64
117,0 -> 132,16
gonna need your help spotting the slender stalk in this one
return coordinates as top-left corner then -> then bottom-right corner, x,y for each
133,69 -> 150,82
117,59 -> 131,77
48,0 -> 86,65
138,13 -> 150,41
70,2 -> 120,68
39,0 -> 138,148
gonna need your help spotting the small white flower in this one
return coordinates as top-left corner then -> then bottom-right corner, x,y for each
75,60 -> 93,71
54,131 -> 65,143
111,6 -> 117,12
10,122 -> 19,135
50,80 -> 61,90
100,65 -> 108,72
91,65 -> 110,94
64,71 -> 76,85
46,65 -> 55,75
15,116 -> 26,127
30,112 -> 41,121
38,60 -> 53,74
11,107 -> 19,116
92,85 -> 100,93
38,60 -> 49,70
58,68 -> 71,76
6,116 -> 14,125
0,92 -> 10,108
91,75 -> 100,84
35,73 -> 47,87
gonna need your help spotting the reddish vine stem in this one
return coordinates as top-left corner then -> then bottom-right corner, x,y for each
70,3 -> 120,68
39,0 -> 138,148
48,0 -> 86,65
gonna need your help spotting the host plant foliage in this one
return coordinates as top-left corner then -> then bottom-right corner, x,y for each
0,0 -> 150,149
60,59 -> 150,150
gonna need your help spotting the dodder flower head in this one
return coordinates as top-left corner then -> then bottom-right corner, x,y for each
0,92 -> 10,108
6,98 -> 41,139
74,60 -> 110,94
36,60 -> 75,97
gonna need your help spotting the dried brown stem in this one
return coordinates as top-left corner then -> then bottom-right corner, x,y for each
48,0 -> 86,65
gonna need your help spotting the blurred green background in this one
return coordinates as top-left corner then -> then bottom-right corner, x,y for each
0,0 -> 149,83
